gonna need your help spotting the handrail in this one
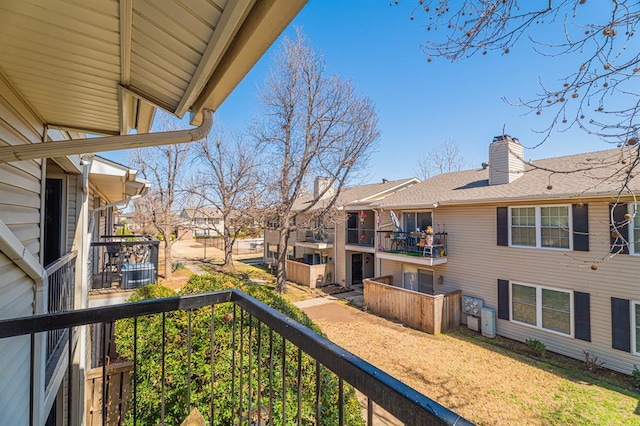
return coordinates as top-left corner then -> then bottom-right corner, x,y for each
44,251 -> 78,275
0,289 -> 472,425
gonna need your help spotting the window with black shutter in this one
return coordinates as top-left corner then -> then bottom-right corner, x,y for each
610,203 -> 629,254
497,207 -> 508,246
611,297 -> 631,352
574,291 -> 591,341
572,204 -> 589,252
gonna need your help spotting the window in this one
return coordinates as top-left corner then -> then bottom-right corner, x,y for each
510,282 -> 572,335
509,205 -> 571,249
634,302 -> 640,354
631,204 -> 640,255
402,265 -> 434,295
403,212 -> 432,233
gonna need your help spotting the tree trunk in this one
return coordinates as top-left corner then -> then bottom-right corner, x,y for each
275,228 -> 289,293
164,239 -> 173,280
222,230 -> 234,268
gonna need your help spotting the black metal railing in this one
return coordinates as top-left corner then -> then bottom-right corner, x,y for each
90,235 -> 159,290
45,250 -> 77,377
296,227 -> 335,244
346,228 -> 376,246
0,290 -> 472,425
377,231 -> 448,258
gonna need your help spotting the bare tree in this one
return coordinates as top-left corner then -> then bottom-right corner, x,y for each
252,29 -> 380,292
414,138 -> 467,179
130,113 -> 194,280
404,1 -> 639,148
191,128 -> 262,268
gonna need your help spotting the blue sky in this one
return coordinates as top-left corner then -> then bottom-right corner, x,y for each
101,1 -> 614,183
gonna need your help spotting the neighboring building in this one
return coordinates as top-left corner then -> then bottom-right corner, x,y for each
179,207 -> 224,239
0,1 -> 308,424
367,134 -> 640,375
264,177 -> 418,287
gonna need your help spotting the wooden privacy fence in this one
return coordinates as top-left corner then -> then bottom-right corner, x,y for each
86,361 -> 133,425
286,260 -> 334,288
364,278 -> 461,334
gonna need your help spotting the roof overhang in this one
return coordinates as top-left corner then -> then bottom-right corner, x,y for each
90,156 -> 149,204
0,0 -> 307,146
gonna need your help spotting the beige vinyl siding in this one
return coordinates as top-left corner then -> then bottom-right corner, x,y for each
430,201 -> 640,374
66,175 -> 79,252
335,218 -> 346,286
379,259 -> 404,287
0,75 -> 44,426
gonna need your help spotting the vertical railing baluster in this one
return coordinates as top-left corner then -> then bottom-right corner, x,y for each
238,309 -> 245,426
231,304 -> 237,424
281,338 -> 286,426
315,360 -> 321,424
161,312 -> 166,425
269,329 -> 274,426
133,317 -> 138,426
187,309 -> 192,416
101,322 -> 107,425
67,326 -> 72,426
338,378 -> 344,426
248,314 -> 253,425
210,305 -> 215,424
257,321 -> 262,426
367,398 -> 373,425
297,347 -> 302,425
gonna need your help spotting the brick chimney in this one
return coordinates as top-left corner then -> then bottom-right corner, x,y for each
314,176 -> 335,199
489,135 -> 524,185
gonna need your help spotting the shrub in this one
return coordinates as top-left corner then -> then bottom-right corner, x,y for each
632,365 -> 640,388
583,350 -> 605,373
116,276 -> 364,425
525,338 -> 547,357
171,261 -> 185,272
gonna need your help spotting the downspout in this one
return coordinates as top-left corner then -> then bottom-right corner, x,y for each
0,109 -> 214,164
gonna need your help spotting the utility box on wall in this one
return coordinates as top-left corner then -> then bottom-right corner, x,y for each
481,307 -> 496,338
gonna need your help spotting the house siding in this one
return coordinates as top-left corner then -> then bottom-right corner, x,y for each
427,201 -> 640,374
0,75 -> 45,426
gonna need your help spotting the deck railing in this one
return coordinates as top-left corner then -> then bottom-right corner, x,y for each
377,231 -> 448,258
346,228 -> 376,246
295,227 -> 335,244
0,290 -> 472,425
90,235 -> 159,290
45,250 -> 77,377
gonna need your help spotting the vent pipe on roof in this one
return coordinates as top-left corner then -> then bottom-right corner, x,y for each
0,109 -> 214,164
488,134 -> 524,185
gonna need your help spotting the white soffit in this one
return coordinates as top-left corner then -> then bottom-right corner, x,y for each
0,0 -> 307,137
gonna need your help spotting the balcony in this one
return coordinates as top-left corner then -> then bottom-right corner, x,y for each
45,251 -> 77,385
346,228 -> 376,248
90,235 -> 159,291
294,227 -> 334,249
0,290 -> 471,425
376,231 -> 448,266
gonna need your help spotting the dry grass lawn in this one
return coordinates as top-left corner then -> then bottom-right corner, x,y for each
166,243 -> 640,425
302,299 -> 640,425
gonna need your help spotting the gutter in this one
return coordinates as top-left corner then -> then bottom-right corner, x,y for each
0,109 -> 214,164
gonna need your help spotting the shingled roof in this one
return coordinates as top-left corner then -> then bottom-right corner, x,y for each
292,178 -> 418,212
377,147 -> 640,208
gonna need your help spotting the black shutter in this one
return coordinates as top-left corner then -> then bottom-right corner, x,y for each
497,207 -> 508,246
498,279 -> 509,320
610,203 -> 629,254
574,291 -> 591,341
572,204 -> 589,252
611,297 -> 631,352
